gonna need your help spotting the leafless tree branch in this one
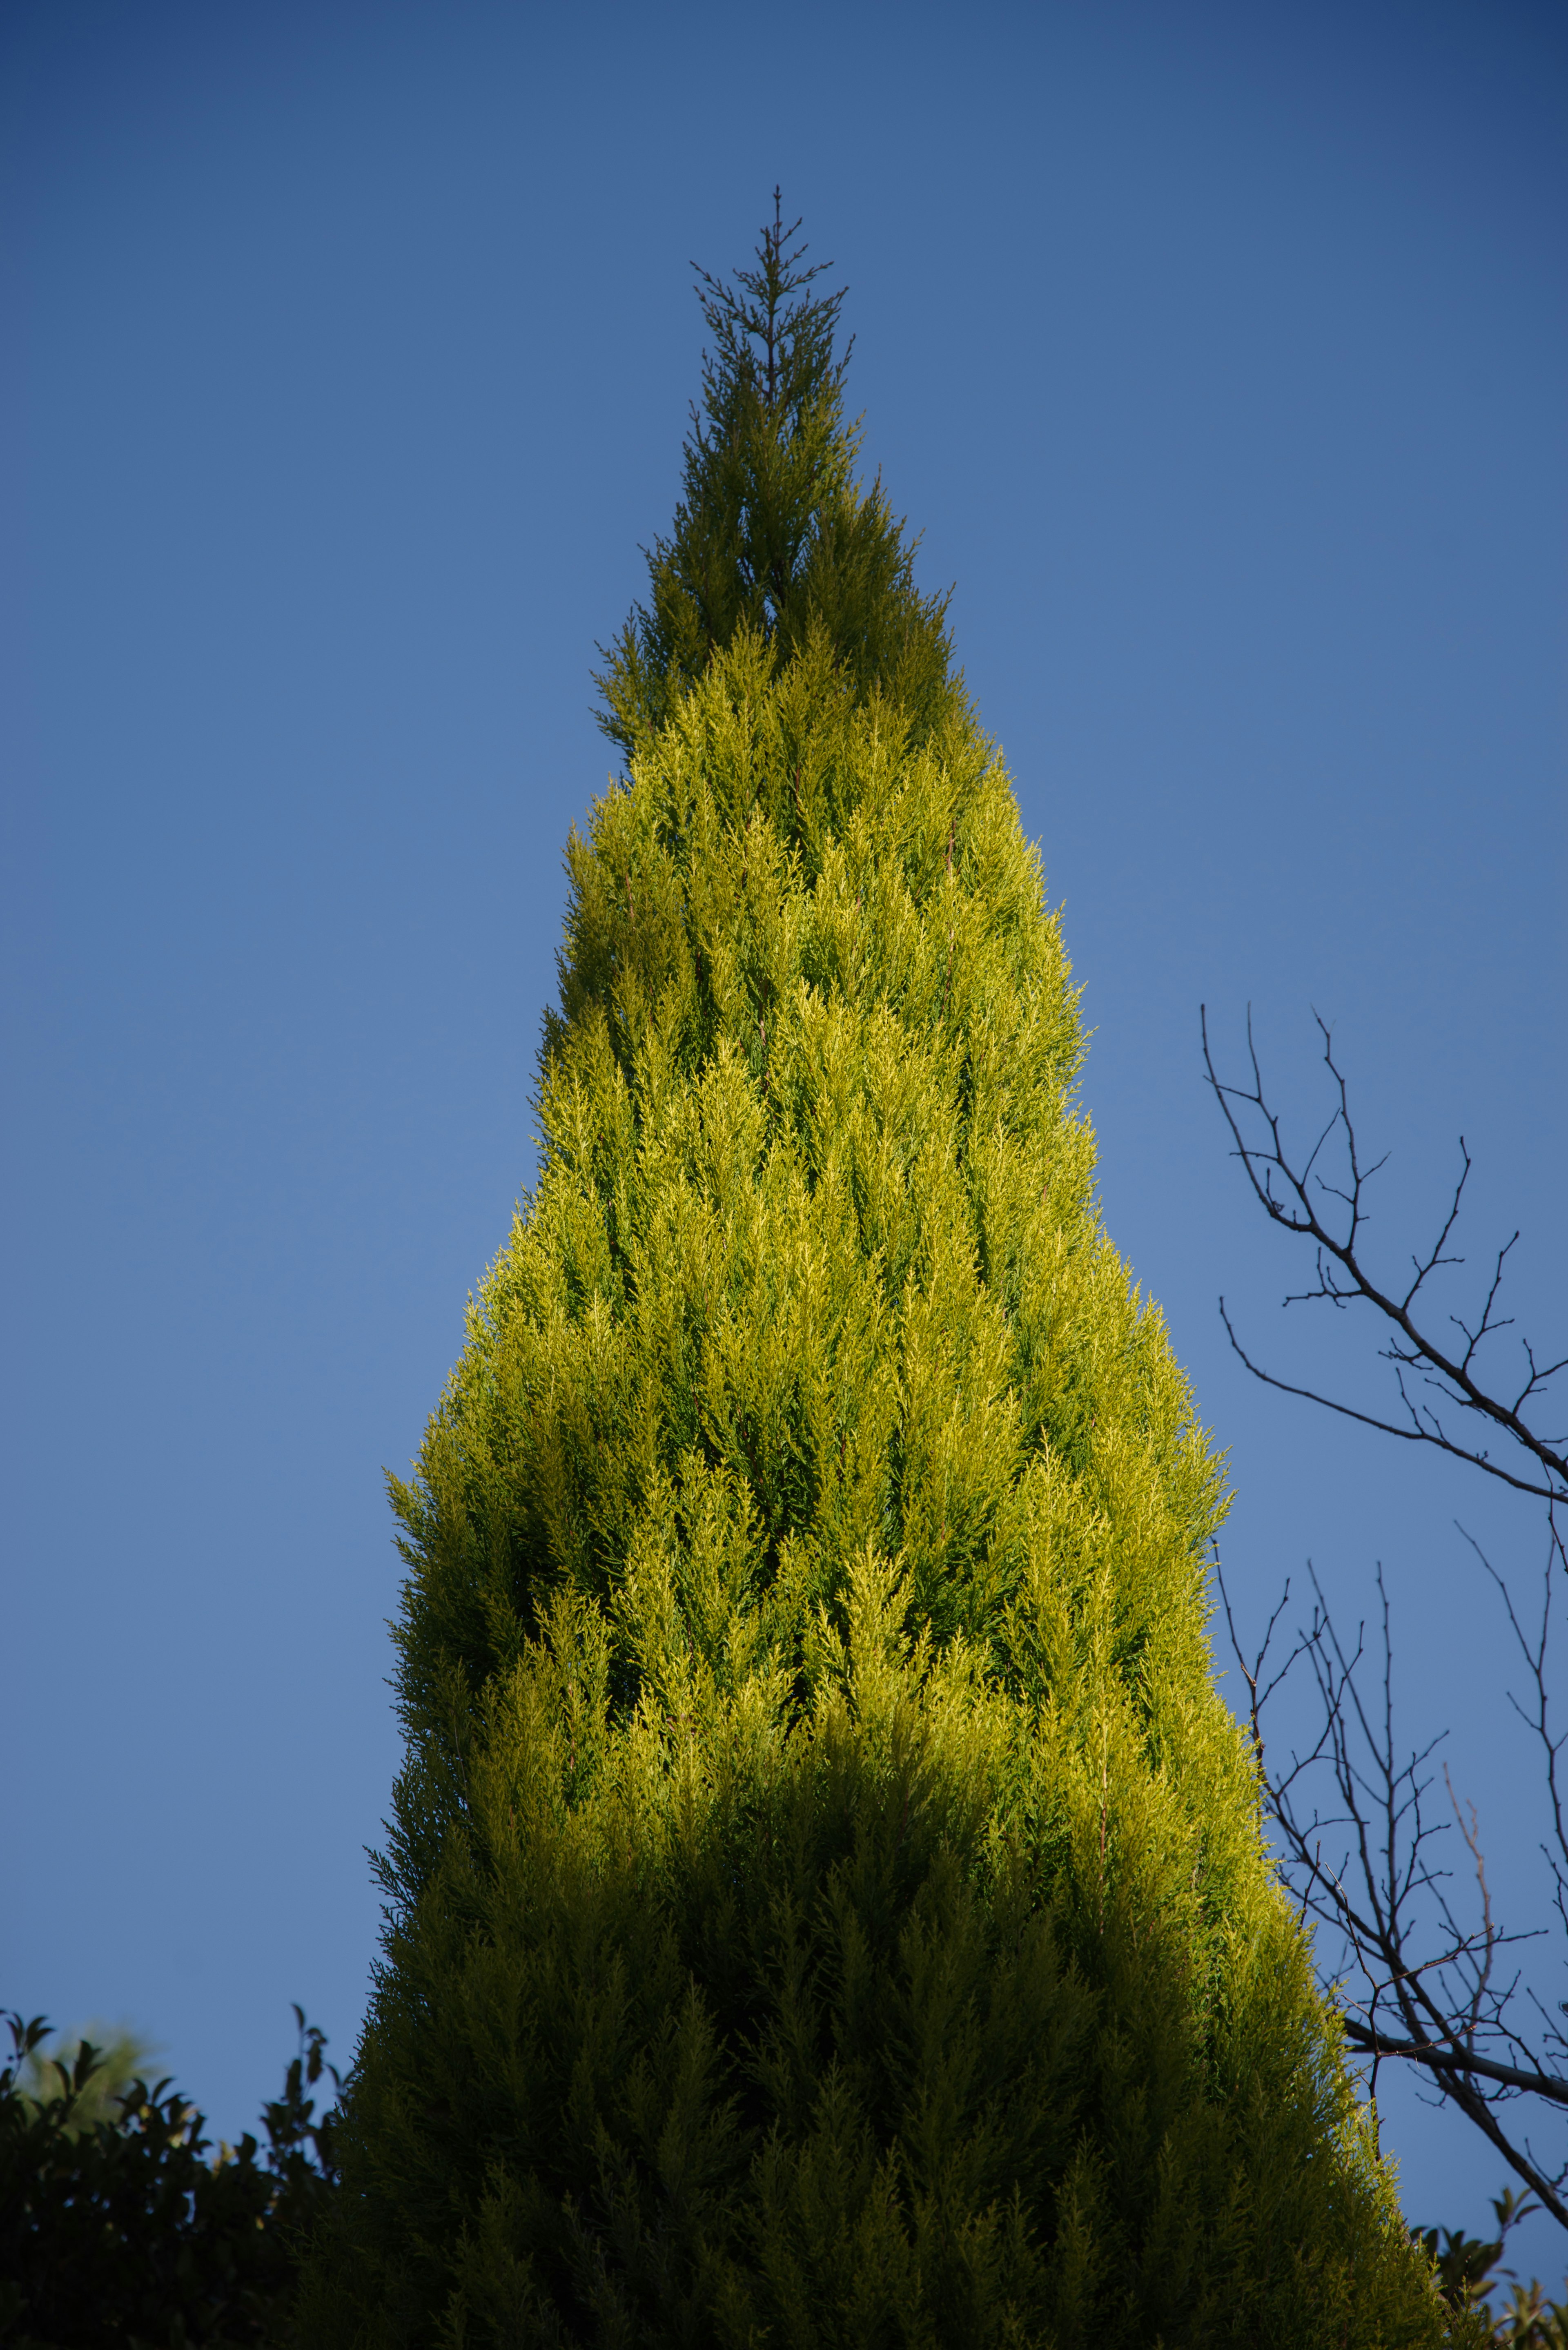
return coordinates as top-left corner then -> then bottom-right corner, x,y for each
1200,1006 -> 1565,1505
1218,1554 -> 1568,2229
1205,1010 -> 1568,2239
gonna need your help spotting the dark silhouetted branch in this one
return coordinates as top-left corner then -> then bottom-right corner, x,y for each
1200,1007 -> 1565,1505
1206,1009 -> 1567,2235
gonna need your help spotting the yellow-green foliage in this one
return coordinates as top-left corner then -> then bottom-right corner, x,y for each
302,631 -> 1448,2346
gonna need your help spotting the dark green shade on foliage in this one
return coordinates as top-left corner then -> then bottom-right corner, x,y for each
592,201 -> 956,762
301,203 -> 1448,2347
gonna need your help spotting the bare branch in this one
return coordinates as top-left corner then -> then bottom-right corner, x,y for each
1218,1300 -> 1567,1504
1216,1554 -> 1568,2231
1205,1007 -> 1568,2234
1200,1006 -> 1566,1504
1339,2022 -> 1568,2109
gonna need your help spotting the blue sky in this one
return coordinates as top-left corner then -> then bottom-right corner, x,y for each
3,0 -> 1564,2282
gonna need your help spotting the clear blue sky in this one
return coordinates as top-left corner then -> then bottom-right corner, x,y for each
3,0 -> 1564,2283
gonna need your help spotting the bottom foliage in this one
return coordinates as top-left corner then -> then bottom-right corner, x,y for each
1421,2193 -> 1568,2350
0,2005 -> 337,2348
301,1561 -> 1453,2348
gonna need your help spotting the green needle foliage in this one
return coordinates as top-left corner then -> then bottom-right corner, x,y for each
302,203 -> 1448,2347
592,198 -> 954,760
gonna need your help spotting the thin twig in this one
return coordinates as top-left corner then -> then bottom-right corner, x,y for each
1200,1006 -> 1566,1502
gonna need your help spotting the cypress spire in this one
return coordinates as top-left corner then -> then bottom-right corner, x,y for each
594,193 -> 958,758
301,208 -> 1447,2348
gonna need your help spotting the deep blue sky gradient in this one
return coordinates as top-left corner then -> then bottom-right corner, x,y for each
3,0 -> 1564,2281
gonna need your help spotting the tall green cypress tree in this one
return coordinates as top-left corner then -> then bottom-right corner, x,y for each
302,204 -> 1447,2348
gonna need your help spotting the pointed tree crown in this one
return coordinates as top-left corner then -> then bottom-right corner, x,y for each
595,194 -> 959,756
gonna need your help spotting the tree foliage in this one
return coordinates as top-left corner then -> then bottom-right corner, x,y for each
1417,2189 -> 1568,2346
0,2006 -> 337,2348
593,193 -> 956,761
300,208 -> 1449,2346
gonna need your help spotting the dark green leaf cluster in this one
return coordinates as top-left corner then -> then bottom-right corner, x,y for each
0,2007 -> 338,2349
1415,2190 -> 1568,2347
594,195 -> 958,760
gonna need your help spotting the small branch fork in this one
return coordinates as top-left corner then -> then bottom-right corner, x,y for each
1200,1006 -> 1566,1505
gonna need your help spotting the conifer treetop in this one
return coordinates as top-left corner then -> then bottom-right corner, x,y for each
595,192 -> 960,757
693,187 -> 850,438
